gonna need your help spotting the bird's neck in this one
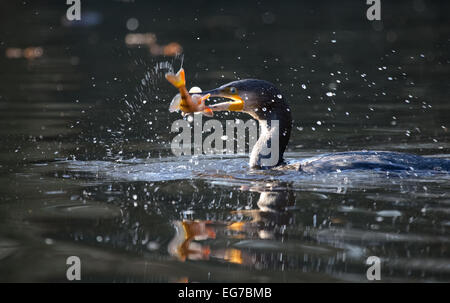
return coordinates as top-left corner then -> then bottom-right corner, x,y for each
249,107 -> 291,169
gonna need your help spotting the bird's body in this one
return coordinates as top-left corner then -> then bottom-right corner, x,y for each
180,78 -> 450,173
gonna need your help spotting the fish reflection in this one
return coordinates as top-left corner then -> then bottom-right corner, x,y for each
168,183 -> 295,265
168,220 -> 216,261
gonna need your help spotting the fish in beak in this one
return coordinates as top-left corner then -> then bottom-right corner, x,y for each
199,86 -> 245,112
165,68 -> 214,117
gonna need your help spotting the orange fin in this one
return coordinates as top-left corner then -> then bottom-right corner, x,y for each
165,68 -> 185,88
202,107 -> 214,117
206,228 -> 216,239
202,246 -> 211,258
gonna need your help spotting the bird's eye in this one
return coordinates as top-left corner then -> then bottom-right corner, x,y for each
229,87 -> 237,94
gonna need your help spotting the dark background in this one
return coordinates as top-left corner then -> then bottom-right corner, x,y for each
0,0 -> 449,282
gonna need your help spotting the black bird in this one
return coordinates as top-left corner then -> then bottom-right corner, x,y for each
200,79 -> 450,173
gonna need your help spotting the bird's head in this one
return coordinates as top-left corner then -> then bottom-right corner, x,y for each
200,79 -> 289,120
197,79 -> 292,169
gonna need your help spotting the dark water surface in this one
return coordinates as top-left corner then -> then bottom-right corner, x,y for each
0,1 -> 449,282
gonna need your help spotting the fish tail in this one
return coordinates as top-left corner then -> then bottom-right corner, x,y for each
165,68 -> 185,88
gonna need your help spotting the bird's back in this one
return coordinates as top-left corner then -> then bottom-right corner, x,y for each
279,151 -> 450,173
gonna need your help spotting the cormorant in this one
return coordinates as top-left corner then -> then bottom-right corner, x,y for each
198,79 -> 450,173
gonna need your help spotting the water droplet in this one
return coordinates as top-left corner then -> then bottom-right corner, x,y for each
126,18 -> 139,31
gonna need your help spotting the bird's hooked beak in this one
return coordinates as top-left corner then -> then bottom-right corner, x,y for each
196,88 -> 245,112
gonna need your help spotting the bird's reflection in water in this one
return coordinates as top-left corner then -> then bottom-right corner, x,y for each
168,183 -> 295,266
